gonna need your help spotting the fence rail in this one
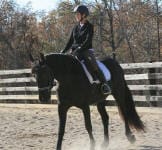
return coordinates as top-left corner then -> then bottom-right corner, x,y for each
0,62 -> 162,106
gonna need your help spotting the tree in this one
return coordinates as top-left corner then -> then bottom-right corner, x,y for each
0,0 -> 39,69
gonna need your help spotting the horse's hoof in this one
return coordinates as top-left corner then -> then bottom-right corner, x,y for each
90,145 -> 95,150
101,141 -> 109,149
127,134 -> 136,144
90,141 -> 95,150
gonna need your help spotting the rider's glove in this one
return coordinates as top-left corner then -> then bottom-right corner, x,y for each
60,49 -> 65,53
72,47 -> 81,56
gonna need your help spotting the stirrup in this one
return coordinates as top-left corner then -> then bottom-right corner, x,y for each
101,83 -> 111,95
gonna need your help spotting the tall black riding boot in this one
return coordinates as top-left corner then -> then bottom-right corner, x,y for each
95,70 -> 111,95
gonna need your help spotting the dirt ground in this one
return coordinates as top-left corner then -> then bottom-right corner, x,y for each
0,104 -> 161,150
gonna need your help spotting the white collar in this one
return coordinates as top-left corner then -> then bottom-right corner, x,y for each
80,23 -> 84,28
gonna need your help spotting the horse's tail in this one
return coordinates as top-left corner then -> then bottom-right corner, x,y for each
102,57 -> 144,131
115,80 -> 145,131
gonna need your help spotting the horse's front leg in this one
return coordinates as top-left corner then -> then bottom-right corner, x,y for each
56,104 -> 69,150
81,105 -> 95,150
97,101 -> 109,149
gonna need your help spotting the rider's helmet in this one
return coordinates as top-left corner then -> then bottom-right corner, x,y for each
73,5 -> 89,17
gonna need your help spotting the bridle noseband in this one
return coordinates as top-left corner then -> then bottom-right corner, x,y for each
38,86 -> 53,92
37,65 -> 54,92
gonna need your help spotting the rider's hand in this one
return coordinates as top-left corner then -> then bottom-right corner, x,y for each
72,47 -> 81,56
60,49 -> 65,53
60,49 -> 72,54
67,49 -> 72,54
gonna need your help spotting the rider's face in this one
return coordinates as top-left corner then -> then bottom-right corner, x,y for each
75,12 -> 83,22
75,12 -> 86,23
75,12 -> 82,22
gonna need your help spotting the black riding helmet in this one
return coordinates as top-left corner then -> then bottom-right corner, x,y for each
73,5 -> 89,17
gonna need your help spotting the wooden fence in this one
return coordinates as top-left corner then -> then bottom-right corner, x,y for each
0,62 -> 162,106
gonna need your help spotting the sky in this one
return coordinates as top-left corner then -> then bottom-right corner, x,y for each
15,0 -> 60,12
14,0 -> 97,12
14,0 -> 162,12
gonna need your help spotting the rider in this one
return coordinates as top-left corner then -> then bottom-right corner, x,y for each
61,5 -> 110,95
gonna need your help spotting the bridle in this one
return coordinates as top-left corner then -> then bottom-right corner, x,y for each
37,64 -> 54,92
38,86 -> 53,92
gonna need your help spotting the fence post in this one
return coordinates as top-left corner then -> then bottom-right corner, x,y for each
148,66 -> 157,106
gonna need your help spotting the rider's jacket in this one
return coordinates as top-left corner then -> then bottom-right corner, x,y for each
62,20 -> 94,54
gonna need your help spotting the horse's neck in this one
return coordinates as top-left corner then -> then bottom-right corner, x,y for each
46,62 -> 65,82
46,54 -> 83,82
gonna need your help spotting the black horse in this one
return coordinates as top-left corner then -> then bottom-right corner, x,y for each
30,53 -> 144,150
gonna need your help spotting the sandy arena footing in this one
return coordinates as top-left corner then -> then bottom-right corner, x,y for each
0,104 -> 162,150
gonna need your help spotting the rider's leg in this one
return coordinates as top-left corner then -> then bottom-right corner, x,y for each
82,50 -> 111,95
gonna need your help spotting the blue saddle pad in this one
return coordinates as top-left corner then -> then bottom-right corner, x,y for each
81,60 -> 111,84
97,60 -> 111,81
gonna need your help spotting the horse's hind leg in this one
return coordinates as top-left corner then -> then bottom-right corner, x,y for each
97,101 -> 109,148
56,104 -> 69,150
81,105 -> 95,150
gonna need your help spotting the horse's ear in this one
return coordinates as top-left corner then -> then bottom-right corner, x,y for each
40,52 -> 45,63
29,53 -> 34,62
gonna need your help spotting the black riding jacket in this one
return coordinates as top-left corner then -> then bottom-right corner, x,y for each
62,20 -> 94,54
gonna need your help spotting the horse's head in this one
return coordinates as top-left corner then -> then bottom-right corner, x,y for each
30,53 -> 54,104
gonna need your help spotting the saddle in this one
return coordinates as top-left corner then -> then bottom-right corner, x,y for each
80,60 -> 111,84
